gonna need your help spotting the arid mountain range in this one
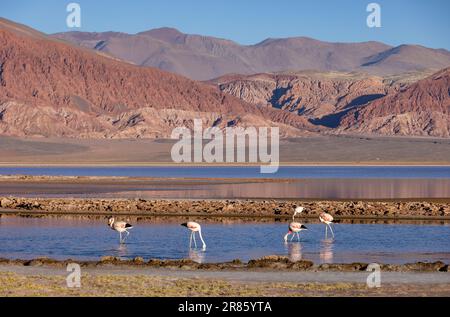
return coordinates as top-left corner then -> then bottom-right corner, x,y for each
53,27 -> 450,81
0,18 -> 316,138
0,18 -> 449,138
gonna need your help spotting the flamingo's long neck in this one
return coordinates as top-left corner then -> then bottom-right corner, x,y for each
283,232 -> 290,242
198,229 -> 206,248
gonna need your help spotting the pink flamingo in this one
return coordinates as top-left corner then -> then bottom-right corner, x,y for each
319,212 -> 335,238
181,221 -> 206,250
108,217 -> 133,243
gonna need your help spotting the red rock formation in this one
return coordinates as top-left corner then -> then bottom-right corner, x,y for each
339,68 -> 450,137
0,19 -> 316,138
211,71 -> 402,124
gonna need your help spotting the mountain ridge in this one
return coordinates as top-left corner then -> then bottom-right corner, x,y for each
52,27 -> 450,80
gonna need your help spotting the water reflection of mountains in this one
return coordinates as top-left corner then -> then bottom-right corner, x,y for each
3,178 -> 450,200
84,178 -> 450,200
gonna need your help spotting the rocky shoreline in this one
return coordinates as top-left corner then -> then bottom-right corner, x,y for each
0,256 -> 448,272
1,196 -> 450,219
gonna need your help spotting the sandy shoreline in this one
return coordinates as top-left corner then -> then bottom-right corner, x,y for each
0,135 -> 450,167
2,136 -> 450,165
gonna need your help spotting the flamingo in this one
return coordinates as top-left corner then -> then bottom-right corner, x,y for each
181,222 -> 206,250
284,206 -> 307,242
284,222 -> 308,242
108,217 -> 133,243
319,212 -> 335,238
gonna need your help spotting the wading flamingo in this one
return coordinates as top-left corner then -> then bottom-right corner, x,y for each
284,222 -> 308,242
108,217 -> 133,243
319,212 -> 335,238
181,222 -> 206,250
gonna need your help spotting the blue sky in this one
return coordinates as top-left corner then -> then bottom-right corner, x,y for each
1,0 -> 449,49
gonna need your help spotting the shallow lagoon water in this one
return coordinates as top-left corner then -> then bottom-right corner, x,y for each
1,166 -> 450,179
1,166 -> 450,199
0,217 -> 449,264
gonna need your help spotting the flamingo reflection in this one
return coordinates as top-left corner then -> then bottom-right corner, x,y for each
189,248 -> 206,264
286,242 -> 303,262
111,243 -> 129,258
320,238 -> 334,263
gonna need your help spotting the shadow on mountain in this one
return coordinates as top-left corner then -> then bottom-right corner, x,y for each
344,94 -> 385,109
269,86 -> 291,109
310,93 -> 385,128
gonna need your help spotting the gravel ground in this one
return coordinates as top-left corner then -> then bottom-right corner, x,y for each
1,194 -> 450,219
1,265 -> 449,297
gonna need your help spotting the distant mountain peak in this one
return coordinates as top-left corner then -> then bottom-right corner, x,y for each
137,27 -> 184,40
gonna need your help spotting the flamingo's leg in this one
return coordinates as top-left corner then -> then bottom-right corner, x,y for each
119,232 -> 123,243
189,232 -> 193,248
296,232 -> 300,241
193,233 -> 198,248
290,233 -> 295,241
325,225 -> 328,238
328,224 -> 335,238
